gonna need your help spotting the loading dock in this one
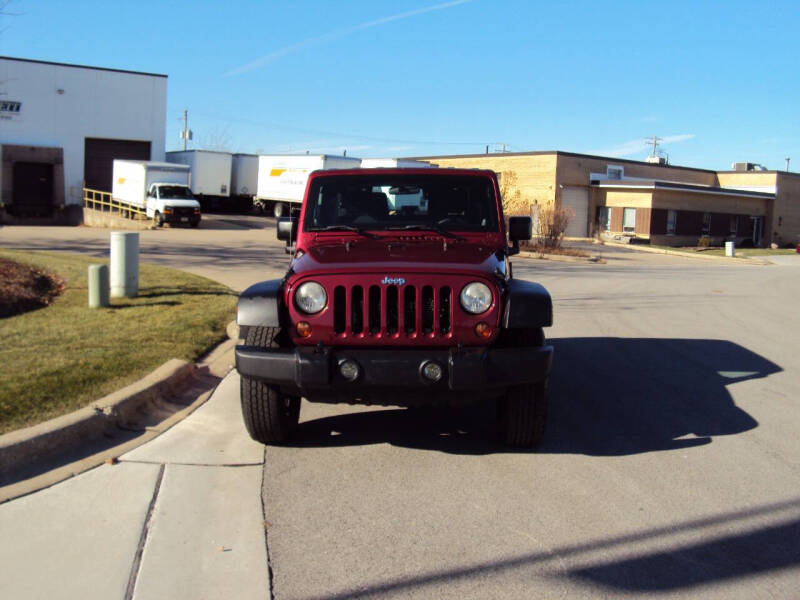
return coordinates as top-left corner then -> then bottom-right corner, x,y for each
11,162 -> 54,217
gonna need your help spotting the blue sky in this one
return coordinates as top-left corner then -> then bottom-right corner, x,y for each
2,0 -> 798,171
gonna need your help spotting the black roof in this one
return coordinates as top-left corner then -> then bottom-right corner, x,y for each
406,150 -> 719,175
0,55 -> 167,78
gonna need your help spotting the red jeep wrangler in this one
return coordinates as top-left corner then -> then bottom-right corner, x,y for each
235,168 -> 553,447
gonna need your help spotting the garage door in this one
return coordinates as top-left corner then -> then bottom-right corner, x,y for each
11,162 -> 54,217
561,187 -> 589,237
84,138 -> 151,192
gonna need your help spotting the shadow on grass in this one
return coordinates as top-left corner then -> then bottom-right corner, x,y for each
288,337 -> 780,456
136,287 -> 237,299
108,301 -> 181,309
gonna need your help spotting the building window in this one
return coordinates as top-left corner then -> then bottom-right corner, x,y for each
598,207 -> 611,231
623,208 -> 636,233
667,210 -> 677,234
702,212 -> 712,234
730,216 -> 738,235
607,165 -> 624,180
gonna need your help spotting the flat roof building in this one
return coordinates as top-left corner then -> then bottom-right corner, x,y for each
411,151 -> 800,248
0,56 -> 167,224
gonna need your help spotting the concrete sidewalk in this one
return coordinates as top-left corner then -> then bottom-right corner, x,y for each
0,371 -> 270,600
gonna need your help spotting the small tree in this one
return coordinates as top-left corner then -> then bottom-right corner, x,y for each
534,203 -> 573,249
498,171 -> 530,215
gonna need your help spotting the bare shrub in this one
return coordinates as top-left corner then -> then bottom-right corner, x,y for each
534,204 -> 573,248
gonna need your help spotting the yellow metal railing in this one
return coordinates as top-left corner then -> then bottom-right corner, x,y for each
83,188 -> 148,220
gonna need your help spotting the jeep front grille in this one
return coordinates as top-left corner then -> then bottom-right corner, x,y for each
333,284 -> 452,337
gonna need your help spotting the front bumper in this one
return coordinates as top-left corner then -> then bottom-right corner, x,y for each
164,211 -> 200,224
235,344 -> 553,400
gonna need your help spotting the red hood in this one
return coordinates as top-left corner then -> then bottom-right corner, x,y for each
291,236 -> 505,278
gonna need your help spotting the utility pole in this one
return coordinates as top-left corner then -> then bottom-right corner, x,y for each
180,109 -> 193,150
645,135 -> 662,157
786,157 -> 791,172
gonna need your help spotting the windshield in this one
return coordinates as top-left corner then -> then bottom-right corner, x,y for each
158,185 -> 194,199
304,174 -> 499,232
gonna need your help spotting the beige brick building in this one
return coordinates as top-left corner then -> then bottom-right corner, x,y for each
412,151 -> 799,248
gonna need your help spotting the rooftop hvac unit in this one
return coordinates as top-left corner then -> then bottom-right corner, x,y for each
646,156 -> 667,165
732,162 -> 767,172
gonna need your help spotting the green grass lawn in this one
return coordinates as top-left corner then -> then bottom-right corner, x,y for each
0,250 -> 237,434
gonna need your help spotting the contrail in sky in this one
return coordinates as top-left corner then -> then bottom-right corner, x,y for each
225,0 -> 472,76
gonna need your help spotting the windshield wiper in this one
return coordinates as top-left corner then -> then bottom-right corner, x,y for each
386,224 -> 466,241
309,225 -> 379,239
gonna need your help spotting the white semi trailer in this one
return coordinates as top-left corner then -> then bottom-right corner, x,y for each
359,158 -> 435,169
231,153 -> 259,212
112,160 -> 201,227
165,150 -> 233,210
255,154 -> 362,218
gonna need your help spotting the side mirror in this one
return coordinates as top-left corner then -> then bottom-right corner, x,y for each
507,216 -> 532,256
276,216 -> 298,243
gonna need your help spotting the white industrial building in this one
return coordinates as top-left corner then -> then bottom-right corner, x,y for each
0,56 -> 167,223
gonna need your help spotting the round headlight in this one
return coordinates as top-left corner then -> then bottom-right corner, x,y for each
460,282 -> 492,314
295,281 -> 327,314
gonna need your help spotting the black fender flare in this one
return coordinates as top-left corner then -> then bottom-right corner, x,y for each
502,278 -> 553,329
237,279 -> 283,330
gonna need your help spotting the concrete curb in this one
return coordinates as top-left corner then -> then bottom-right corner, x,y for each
0,321 -> 240,501
0,359 -> 196,473
599,241 -> 771,265
517,250 -> 604,264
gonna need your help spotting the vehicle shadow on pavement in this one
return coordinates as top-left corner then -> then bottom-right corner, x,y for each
290,338 -> 780,456
308,498 -> 800,599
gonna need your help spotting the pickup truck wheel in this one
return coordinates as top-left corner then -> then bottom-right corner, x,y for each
273,202 -> 286,218
153,211 -> 164,228
240,326 -> 300,444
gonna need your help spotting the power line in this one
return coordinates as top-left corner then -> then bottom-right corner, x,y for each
183,109 -> 500,147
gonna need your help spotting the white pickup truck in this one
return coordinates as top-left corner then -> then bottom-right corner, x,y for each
112,160 -> 202,227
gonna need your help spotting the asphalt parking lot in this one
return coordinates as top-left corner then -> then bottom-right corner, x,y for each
1,218 -> 799,599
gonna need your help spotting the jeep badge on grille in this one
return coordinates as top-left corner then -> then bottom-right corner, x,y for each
381,277 -> 406,285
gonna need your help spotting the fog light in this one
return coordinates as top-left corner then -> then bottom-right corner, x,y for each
475,322 -> 491,338
296,321 -> 312,337
421,361 -> 443,382
339,359 -> 360,381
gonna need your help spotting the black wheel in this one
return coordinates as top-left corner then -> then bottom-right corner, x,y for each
153,211 -> 164,228
240,326 -> 300,444
496,327 -> 548,448
273,202 -> 286,218
497,379 -> 548,448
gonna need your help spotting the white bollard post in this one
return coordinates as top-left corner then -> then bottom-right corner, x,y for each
725,240 -> 735,257
110,231 -> 139,298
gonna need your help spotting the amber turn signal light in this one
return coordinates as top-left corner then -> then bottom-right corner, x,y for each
475,322 -> 491,338
296,321 -> 312,337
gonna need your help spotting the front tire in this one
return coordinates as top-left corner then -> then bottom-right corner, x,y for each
497,380 -> 548,448
273,202 -> 287,218
496,327 -> 549,448
153,211 -> 164,228
240,327 -> 300,444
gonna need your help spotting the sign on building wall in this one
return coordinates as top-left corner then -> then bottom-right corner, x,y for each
0,100 -> 22,121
